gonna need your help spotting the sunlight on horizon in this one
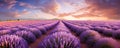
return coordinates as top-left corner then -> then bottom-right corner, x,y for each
61,16 -> 109,21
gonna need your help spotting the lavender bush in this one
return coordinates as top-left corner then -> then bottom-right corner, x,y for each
102,29 -> 114,37
0,35 -> 28,48
10,28 -> 20,33
93,38 -> 119,48
50,28 -> 70,34
14,30 -> 36,44
80,30 -> 101,43
0,29 -> 12,36
86,35 -> 101,48
38,32 -> 80,48
63,22 -> 89,36
28,28 -> 42,38
36,26 -> 47,34
91,27 -> 105,33
50,22 -> 71,34
112,29 -> 120,39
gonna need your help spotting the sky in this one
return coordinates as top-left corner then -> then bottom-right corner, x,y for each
0,0 -> 120,21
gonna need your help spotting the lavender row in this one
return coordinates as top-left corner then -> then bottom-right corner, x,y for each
64,21 -> 120,40
63,21 -> 120,48
38,32 -> 80,48
50,21 -> 71,34
0,21 -> 59,48
63,21 -> 90,36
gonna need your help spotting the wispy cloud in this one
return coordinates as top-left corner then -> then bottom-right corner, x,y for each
18,0 -> 60,15
0,0 -> 59,19
36,0 -> 60,15
0,0 -> 17,9
19,2 -> 36,9
85,0 -> 120,20
0,9 -> 30,18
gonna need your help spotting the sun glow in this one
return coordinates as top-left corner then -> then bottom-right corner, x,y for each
62,16 -> 109,20
78,17 -> 109,20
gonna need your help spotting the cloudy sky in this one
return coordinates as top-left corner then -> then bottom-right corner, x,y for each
0,0 -> 120,20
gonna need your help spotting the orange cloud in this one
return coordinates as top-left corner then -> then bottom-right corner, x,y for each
85,0 -> 120,20
58,0 -> 120,20
0,10 -> 30,18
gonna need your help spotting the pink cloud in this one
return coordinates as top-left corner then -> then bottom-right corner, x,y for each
0,10 -> 30,18
1,0 -> 17,9
18,0 -> 60,16
37,0 -> 60,15
85,0 -> 120,20
19,2 -> 35,9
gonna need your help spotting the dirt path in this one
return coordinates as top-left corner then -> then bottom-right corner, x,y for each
29,28 -> 55,48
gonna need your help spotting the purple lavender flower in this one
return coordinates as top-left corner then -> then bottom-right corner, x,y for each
74,27 -> 89,36
18,26 -> 28,30
80,30 -> 101,43
43,22 -> 58,30
0,27 -> 6,30
86,35 -> 101,48
50,27 -> 70,34
111,26 -> 120,30
36,26 -> 47,34
43,24 -> 53,30
63,22 -> 89,36
102,29 -> 114,37
0,29 -> 12,36
93,38 -> 119,48
10,28 -> 20,32
112,29 -> 120,39
92,27 -> 105,33
28,28 -> 42,38
38,32 -> 80,48
14,30 -> 36,44
50,22 -> 71,34
0,35 -> 28,48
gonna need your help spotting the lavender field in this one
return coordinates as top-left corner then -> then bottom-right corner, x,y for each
0,0 -> 120,48
0,20 -> 119,48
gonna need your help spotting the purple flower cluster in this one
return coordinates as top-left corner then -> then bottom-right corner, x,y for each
63,22 -> 89,36
28,28 -> 42,38
38,32 -> 80,48
102,29 -> 114,37
112,29 -> 120,39
10,28 -> 20,32
0,29 -> 12,36
0,20 -> 120,48
50,22 -> 70,34
0,20 -> 59,47
43,22 -> 58,30
80,30 -> 101,43
0,35 -> 28,48
93,38 -> 119,48
36,26 -> 47,34
14,30 -> 36,44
